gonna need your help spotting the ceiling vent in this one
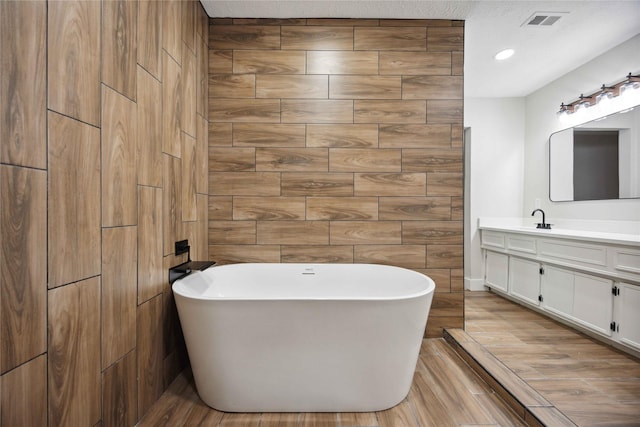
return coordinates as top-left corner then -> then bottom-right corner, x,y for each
522,12 -> 568,27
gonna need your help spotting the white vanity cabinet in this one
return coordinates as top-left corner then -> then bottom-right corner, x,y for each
572,273 -> 613,336
616,283 -> 640,351
540,265 -> 574,317
509,257 -> 541,306
485,251 -> 509,292
481,226 -> 640,355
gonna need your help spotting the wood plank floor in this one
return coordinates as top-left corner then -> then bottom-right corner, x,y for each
137,338 -> 525,426
465,291 -> 640,427
138,290 -> 640,426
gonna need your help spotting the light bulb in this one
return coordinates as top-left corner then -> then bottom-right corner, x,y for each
616,83 -> 640,112
557,110 -> 570,124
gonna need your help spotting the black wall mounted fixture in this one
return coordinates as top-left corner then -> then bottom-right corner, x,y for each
169,239 -> 216,283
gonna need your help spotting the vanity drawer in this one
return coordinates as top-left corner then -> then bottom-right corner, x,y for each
482,230 -> 505,249
538,239 -> 607,268
614,248 -> 640,275
507,235 -> 536,254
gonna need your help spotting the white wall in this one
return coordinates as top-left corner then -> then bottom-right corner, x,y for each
464,98 -> 525,290
523,34 -> 640,223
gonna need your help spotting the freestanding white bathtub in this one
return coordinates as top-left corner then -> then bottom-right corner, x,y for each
172,263 -> 435,413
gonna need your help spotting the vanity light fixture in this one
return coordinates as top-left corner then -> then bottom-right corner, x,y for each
494,48 -> 515,60
558,102 -> 573,114
596,83 -> 619,100
575,93 -> 596,110
558,72 -> 640,118
620,73 -> 640,91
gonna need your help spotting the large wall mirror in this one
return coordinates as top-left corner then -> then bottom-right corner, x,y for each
549,105 -> 640,201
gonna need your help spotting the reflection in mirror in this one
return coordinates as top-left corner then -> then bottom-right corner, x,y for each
549,105 -> 640,202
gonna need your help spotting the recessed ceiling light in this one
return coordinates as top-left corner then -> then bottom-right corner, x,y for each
494,49 -> 515,61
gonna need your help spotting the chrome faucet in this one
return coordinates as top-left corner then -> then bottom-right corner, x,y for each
531,209 -> 551,229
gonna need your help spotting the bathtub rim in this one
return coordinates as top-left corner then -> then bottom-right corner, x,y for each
172,262 -> 436,302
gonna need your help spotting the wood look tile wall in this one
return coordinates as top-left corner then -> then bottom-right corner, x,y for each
0,1 -> 209,425
208,19 -> 464,338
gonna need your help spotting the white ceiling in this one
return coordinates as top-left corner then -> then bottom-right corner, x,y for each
200,0 -> 640,98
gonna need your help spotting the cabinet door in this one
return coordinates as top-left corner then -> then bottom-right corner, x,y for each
541,265 -> 574,318
485,251 -> 509,292
618,283 -> 640,350
573,273 -> 613,336
509,257 -> 540,306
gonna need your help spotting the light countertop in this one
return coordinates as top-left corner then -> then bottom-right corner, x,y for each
479,218 -> 640,247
